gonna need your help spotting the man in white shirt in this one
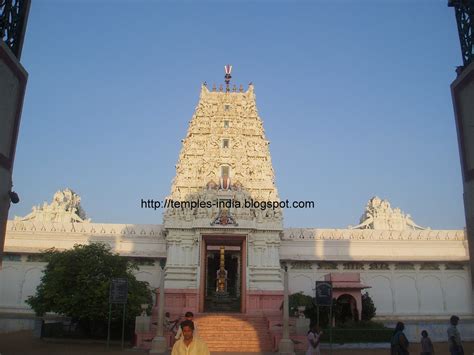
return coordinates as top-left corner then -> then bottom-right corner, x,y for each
171,320 -> 209,355
175,311 -> 199,340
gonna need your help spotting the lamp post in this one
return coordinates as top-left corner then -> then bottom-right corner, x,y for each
278,262 -> 295,355
150,259 -> 167,354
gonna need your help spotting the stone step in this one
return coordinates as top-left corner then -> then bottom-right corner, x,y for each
199,331 -> 269,339
204,342 -> 273,346
200,328 -> 269,331
207,348 -> 271,351
201,337 -> 272,342
198,322 -> 268,325
193,314 -> 273,351
194,316 -> 268,323
199,325 -> 267,328
204,340 -> 273,344
202,334 -> 271,338
197,321 -> 267,324
200,330 -> 268,334
207,343 -> 272,351
198,324 -> 267,326
206,348 -> 273,351
197,324 -> 268,332
196,318 -> 267,324
199,330 -> 269,334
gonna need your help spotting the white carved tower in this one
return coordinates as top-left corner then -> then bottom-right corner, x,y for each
169,83 -> 278,201
163,68 -> 284,315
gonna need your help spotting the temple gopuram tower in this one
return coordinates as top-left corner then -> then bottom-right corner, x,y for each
162,66 -> 284,315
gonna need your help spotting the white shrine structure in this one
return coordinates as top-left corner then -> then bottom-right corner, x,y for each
0,73 -> 472,349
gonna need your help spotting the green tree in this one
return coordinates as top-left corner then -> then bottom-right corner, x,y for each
288,292 -> 314,316
288,292 -> 336,327
26,243 -> 152,338
361,292 -> 376,321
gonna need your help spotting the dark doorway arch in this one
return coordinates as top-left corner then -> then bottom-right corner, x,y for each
336,294 -> 359,324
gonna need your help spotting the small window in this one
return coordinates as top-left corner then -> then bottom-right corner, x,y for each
224,120 -> 229,128
224,104 -> 230,111
222,139 -> 229,149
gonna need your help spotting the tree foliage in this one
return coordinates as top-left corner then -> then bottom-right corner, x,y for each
26,243 -> 152,337
361,292 -> 376,321
288,292 -> 314,316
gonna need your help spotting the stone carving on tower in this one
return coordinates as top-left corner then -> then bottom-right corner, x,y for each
167,82 -> 279,204
349,196 -> 428,231
164,74 -> 283,230
15,188 -> 90,223
163,67 -> 284,293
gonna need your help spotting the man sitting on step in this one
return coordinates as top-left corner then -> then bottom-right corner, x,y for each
175,311 -> 199,340
171,320 -> 209,355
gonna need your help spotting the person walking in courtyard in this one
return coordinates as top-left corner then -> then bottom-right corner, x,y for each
175,311 -> 199,340
306,324 -> 322,355
448,315 -> 464,355
390,321 -> 409,355
420,330 -> 434,355
171,320 -> 210,355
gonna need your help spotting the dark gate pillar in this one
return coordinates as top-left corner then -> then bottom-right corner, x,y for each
0,0 -> 31,265
0,40 -> 28,265
451,61 -> 474,312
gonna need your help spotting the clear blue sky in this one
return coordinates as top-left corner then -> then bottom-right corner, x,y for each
10,0 -> 466,229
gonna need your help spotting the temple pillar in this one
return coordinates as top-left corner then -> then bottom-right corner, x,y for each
278,265 -> 295,355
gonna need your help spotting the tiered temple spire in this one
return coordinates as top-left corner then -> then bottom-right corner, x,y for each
168,67 -> 279,203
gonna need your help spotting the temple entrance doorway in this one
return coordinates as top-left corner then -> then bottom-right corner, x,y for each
200,235 -> 246,313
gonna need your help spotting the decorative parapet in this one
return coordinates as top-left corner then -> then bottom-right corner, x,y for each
282,228 -> 466,241
4,220 -> 166,257
281,228 -> 468,262
6,220 -> 164,237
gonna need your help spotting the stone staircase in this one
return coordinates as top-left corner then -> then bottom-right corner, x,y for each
195,313 -> 274,352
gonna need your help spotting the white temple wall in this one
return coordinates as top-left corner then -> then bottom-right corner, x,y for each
286,261 -> 472,318
2,222 -> 471,321
3,258 -> 470,319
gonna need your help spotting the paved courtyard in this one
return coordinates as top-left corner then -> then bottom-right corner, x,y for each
1,330 -> 474,354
